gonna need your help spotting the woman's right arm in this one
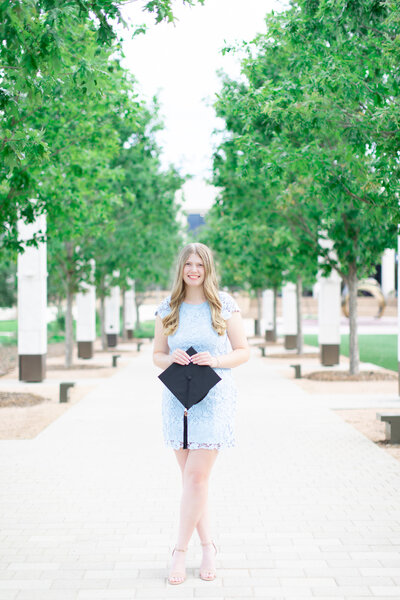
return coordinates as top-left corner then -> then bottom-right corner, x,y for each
153,315 -> 190,369
153,315 -> 173,369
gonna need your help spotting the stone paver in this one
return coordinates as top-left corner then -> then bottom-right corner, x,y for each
1,346 -> 400,599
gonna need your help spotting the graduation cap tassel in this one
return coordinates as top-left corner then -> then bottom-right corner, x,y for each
183,410 -> 188,449
183,374 -> 192,449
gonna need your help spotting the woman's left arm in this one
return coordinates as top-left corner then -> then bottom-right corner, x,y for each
191,312 -> 250,368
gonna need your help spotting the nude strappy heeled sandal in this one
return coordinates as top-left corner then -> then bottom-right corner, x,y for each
199,541 -> 217,581
168,547 -> 187,585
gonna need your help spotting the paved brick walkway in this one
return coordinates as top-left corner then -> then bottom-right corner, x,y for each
1,347 -> 400,599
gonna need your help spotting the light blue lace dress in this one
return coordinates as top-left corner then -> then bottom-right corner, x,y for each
155,291 -> 240,450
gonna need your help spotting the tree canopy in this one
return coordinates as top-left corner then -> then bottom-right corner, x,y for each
0,0 -> 202,250
1,0 -> 189,363
204,0 -> 398,373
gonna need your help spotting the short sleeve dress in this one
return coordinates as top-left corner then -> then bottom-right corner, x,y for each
155,291 -> 240,450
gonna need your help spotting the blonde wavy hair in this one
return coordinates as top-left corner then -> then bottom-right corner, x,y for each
162,243 -> 226,337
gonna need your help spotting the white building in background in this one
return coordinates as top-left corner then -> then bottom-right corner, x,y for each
179,178 -> 215,239
186,208 -> 207,235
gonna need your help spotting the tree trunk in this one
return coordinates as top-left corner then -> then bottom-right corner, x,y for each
273,286 -> 278,341
65,276 -> 74,368
100,295 -> 107,350
135,301 -> 141,331
255,289 -> 262,336
296,275 -> 303,355
132,279 -> 137,331
122,290 -> 127,341
347,264 -> 359,375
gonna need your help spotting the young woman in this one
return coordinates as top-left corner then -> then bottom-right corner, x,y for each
153,242 -> 250,585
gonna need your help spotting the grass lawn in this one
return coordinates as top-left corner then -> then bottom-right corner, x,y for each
0,335 -> 16,346
134,320 -> 155,338
0,318 -> 65,346
304,334 -> 397,372
0,320 -> 18,346
0,319 -> 17,332
0,316 -> 155,347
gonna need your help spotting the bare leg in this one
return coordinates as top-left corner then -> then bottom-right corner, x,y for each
168,448 -> 218,583
197,502 -> 217,580
174,449 -> 213,541
196,501 -> 212,542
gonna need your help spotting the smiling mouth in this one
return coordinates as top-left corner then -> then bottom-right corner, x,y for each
188,275 -> 200,279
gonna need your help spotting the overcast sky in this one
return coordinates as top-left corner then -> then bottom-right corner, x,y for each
120,0 -> 284,209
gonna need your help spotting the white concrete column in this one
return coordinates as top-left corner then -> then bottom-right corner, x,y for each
76,273 -> 96,359
17,214 -> 47,382
382,248 -> 396,298
318,269 -> 341,366
105,285 -> 120,347
282,282 -> 297,349
317,236 -> 342,366
262,289 -> 276,341
124,280 -> 136,339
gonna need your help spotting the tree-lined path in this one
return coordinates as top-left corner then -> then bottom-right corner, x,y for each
1,346 -> 400,599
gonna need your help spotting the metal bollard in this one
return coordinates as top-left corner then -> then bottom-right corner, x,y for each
60,382 -> 75,403
112,354 -> 121,367
290,364 -> 301,379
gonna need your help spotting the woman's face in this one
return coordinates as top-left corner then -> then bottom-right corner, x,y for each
182,253 -> 205,288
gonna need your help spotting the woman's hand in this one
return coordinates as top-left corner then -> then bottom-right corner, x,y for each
191,351 -> 218,367
171,348 -> 191,365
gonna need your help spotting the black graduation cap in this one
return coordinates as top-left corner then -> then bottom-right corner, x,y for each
158,346 -> 221,449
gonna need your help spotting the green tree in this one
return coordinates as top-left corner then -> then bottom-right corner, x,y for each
205,72 -> 318,346
0,0 -> 204,251
0,251 -> 17,309
42,25 -> 139,365
211,0 -> 398,372
92,101 -> 183,341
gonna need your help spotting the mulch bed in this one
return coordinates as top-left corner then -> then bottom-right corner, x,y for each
0,342 -> 65,377
96,347 -> 139,354
335,408 -> 400,463
46,364 -> 105,371
306,370 -> 397,381
47,342 -> 66,358
0,391 -> 49,408
0,347 -> 17,377
268,352 -> 320,359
